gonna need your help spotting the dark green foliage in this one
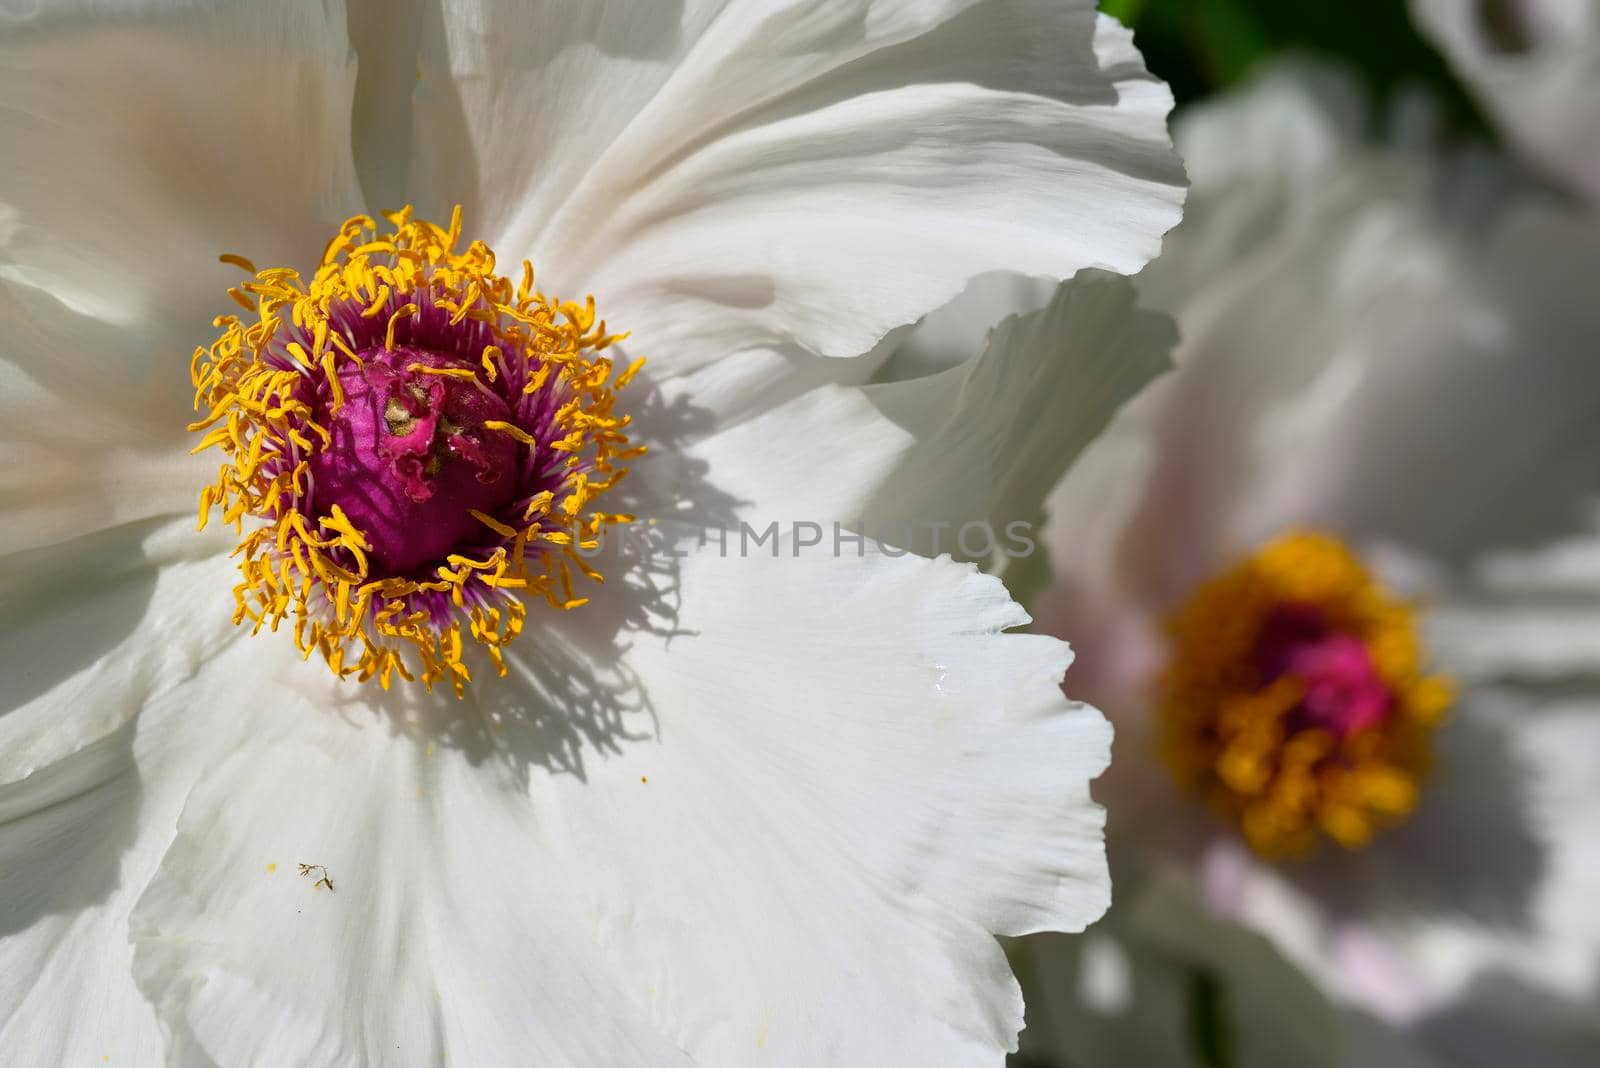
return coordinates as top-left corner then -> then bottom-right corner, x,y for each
1100,0 -> 1495,138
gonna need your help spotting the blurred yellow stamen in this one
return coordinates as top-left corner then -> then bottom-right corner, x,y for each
1158,531 -> 1453,858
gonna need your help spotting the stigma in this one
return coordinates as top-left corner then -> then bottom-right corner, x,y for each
190,207 -> 644,695
1158,532 -> 1453,857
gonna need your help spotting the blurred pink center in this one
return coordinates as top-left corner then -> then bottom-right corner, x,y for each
308,345 -> 520,574
1253,604 -> 1394,738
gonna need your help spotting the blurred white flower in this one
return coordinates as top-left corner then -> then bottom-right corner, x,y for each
0,1 -> 1186,1063
942,61 -> 1600,1067
1412,0 -> 1600,204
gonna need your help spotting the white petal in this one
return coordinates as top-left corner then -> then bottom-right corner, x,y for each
0,1 -> 367,548
678,272 -> 1174,560
0,517 -> 237,788
1432,515 -> 1600,680
1290,202 -> 1600,571
1197,691 -> 1600,1049
0,0 -> 364,317
1054,63 -> 1594,616
874,270 -> 1060,385
1133,60 -> 1370,320
346,0 -> 430,213
1473,520 -> 1600,598
1412,0 -> 1600,203
1485,699 -> 1600,997
410,0 -> 1183,377
517,535 -> 1111,1062
1065,165 -> 1451,608
129,664 -> 693,1067
133,537 -> 1109,1064
0,284 -> 209,555
1171,58 -> 1366,196
0,572 -> 261,1063
1432,602 -> 1600,681
0,727 -> 164,1062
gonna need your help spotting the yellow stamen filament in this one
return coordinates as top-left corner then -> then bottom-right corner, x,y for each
406,362 -> 478,381
190,207 -> 642,695
482,420 -> 538,447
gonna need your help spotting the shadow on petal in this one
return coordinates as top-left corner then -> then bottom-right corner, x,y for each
0,719 -> 141,937
0,520 -> 166,740
344,381 -> 742,785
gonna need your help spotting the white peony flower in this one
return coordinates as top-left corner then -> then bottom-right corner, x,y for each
965,62 -> 1600,1067
0,1 -> 1186,1063
1412,0 -> 1600,204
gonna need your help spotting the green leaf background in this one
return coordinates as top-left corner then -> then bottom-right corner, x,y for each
1101,0 -> 1493,137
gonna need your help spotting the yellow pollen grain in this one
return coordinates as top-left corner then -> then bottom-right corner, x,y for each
1157,530 -> 1452,859
189,206 -> 642,695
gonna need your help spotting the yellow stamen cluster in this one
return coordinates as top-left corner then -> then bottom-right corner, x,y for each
1158,531 -> 1453,857
190,207 -> 644,695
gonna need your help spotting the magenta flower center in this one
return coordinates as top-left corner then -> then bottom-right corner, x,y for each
1253,604 -> 1394,738
308,346 -> 521,574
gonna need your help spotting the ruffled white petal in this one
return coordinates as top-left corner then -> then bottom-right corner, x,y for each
408,0 -> 1183,380
0,0 -> 367,548
133,537 -> 1109,1065
521,536 -> 1109,1063
679,271 -> 1173,560
1412,0 -> 1600,203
